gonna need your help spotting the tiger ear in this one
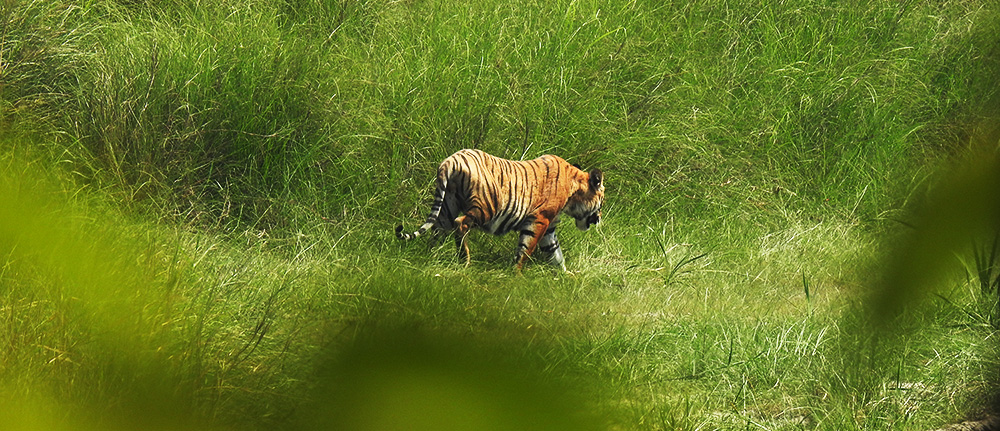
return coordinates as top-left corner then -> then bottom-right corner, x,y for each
588,169 -> 603,189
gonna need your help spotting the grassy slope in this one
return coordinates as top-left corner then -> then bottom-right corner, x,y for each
2,0 -> 1000,429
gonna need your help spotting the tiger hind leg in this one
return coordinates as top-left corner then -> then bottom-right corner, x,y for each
454,212 -> 479,267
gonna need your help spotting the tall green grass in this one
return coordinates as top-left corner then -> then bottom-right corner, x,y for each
3,0 -> 1000,429
9,0 -> 995,233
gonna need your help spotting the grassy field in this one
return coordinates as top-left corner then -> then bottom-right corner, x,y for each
3,0 -> 1000,429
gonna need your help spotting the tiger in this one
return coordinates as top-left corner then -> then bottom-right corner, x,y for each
395,148 -> 604,272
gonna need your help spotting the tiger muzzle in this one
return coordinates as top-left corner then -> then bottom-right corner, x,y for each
576,212 -> 600,231
586,212 -> 600,227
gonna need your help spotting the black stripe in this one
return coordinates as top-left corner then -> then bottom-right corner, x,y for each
553,160 -> 562,192
543,160 -> 551,196
482,159 -> 498,221
519,162 -> 533,208
498,161 -> 506,187
457,154 -> 472,195
507,163 -> 521,219
498,217 -> 518,236
496,190 -> 522,235
491,211 -> 510,235
497,161 -> 518,233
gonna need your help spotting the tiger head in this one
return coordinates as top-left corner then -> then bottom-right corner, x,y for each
566,168 -> 604,231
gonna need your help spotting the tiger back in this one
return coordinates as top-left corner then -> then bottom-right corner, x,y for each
396,149 -> 604,271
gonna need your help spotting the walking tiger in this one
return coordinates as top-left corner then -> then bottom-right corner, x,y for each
396,149 -> 604,271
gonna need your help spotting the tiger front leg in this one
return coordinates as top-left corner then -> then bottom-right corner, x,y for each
537,227 -> 568,272
514,219 -> 549,272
